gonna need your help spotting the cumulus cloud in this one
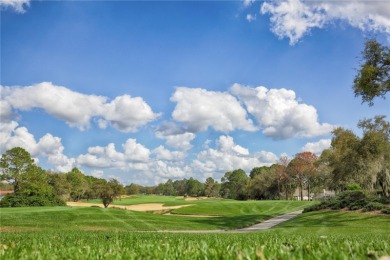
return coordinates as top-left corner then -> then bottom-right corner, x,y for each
191,135 -> 278,179
152,145 -> 186,161
0,0 -> 30,13
301,138 -> 331,155
1,82 -> 159,132
261,0 -> 390,45
77,139 -> 189,184
154,121 -> 196,151
231,83 -> 334,139
0,121 -> 75,172
170,87 -> 257,133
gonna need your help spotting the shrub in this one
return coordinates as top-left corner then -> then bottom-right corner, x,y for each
381,206 -> 390,214
362,202 -> 384,212
0,192 -> 65,207
346,183 -> 362,191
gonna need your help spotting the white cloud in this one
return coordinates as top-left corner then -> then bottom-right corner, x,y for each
0,0 -> 30,13
152,145 -> 186,161
77,140 -> 152,170
77,139 -> 189,184
1,82 -> 159,132
301,138 -> 331,155
191,135 -> 278,179
243,0 -> 255,7
0,121 -> 75,172
246,14 -> 256,22
155,121 -> 196,151
91,170 -> 104,178
261,0 -> 390,45
231,83 -> 333,139
170,87 -> 257,133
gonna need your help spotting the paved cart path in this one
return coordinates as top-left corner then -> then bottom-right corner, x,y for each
155,210 -> 303,233
235,210 -> 303,232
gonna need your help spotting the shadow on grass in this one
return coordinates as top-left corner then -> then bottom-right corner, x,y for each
188,214 -> 276,230
275,210 -> 383,229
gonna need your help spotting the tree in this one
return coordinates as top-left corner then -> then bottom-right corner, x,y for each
93,179 -> 114,208
220,169 -> 249,200
66,167 -> 89,201
353,39 -> 390,106
276,156 -> 295,200
108,178 -> 124,199
357,116 -> 390,196
186,177 -> 204,197
247,165 -> 279,200
0,147 -> 35,192
48,172 -> 71,201
288,152 -> 317,200
249,166 -> 270,179
126,183 -> 141,195
204,177 -> 220,198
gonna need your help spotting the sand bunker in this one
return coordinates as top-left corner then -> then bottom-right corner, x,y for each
66,202 -> 192,212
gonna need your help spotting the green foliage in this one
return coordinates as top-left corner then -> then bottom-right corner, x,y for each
353,39 -> 390,106
0,147 -> 35,192
381,207 -> 390,214
0,192 -> 65,207
220,169 -> 249,200
363,202 -> 384,212
304,189 -> 390,214
346,183 -> 362,190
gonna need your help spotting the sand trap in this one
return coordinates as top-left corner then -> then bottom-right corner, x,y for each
66,202 -> 192,212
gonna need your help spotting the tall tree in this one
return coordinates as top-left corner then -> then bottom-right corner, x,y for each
220,169 -> 249,200
0,147 -> 35,192
288,152 -> 317,200
358,116 -> 390,195
353,39 -> 390,106
247,165 -> 279,200
277,156 -> 295,200
204,177 -> 220,198
66,167 -> 89,201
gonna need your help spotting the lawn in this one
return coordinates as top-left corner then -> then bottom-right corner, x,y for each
1,198 -> 389,259
0,198 -> 313,231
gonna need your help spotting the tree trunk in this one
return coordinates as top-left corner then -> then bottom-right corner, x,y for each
300,183 -> 303,201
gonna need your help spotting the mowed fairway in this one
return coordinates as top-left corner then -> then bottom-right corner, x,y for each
1,197 -> 389,259
0,196 -> 313,231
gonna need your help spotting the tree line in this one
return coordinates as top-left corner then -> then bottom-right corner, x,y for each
0,147 -> 124,208
0,114 -> 389,207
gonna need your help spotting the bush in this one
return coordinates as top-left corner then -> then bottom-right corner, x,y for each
302,190 -> 389,213
381,206 -> 390,214
362,202 -> 384,212
0,193 -> 65,207
346,183 -> 362,191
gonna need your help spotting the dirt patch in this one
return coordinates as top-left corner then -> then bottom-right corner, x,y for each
66,202 -> 192,212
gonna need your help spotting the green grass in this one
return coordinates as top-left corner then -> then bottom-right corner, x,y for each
85,195 -> 189,205
272,210 -> 390,236
1,199 -> 389,259
0,199 -> 313,231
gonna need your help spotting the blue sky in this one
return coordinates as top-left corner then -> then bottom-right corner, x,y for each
1,0 -> 389,185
